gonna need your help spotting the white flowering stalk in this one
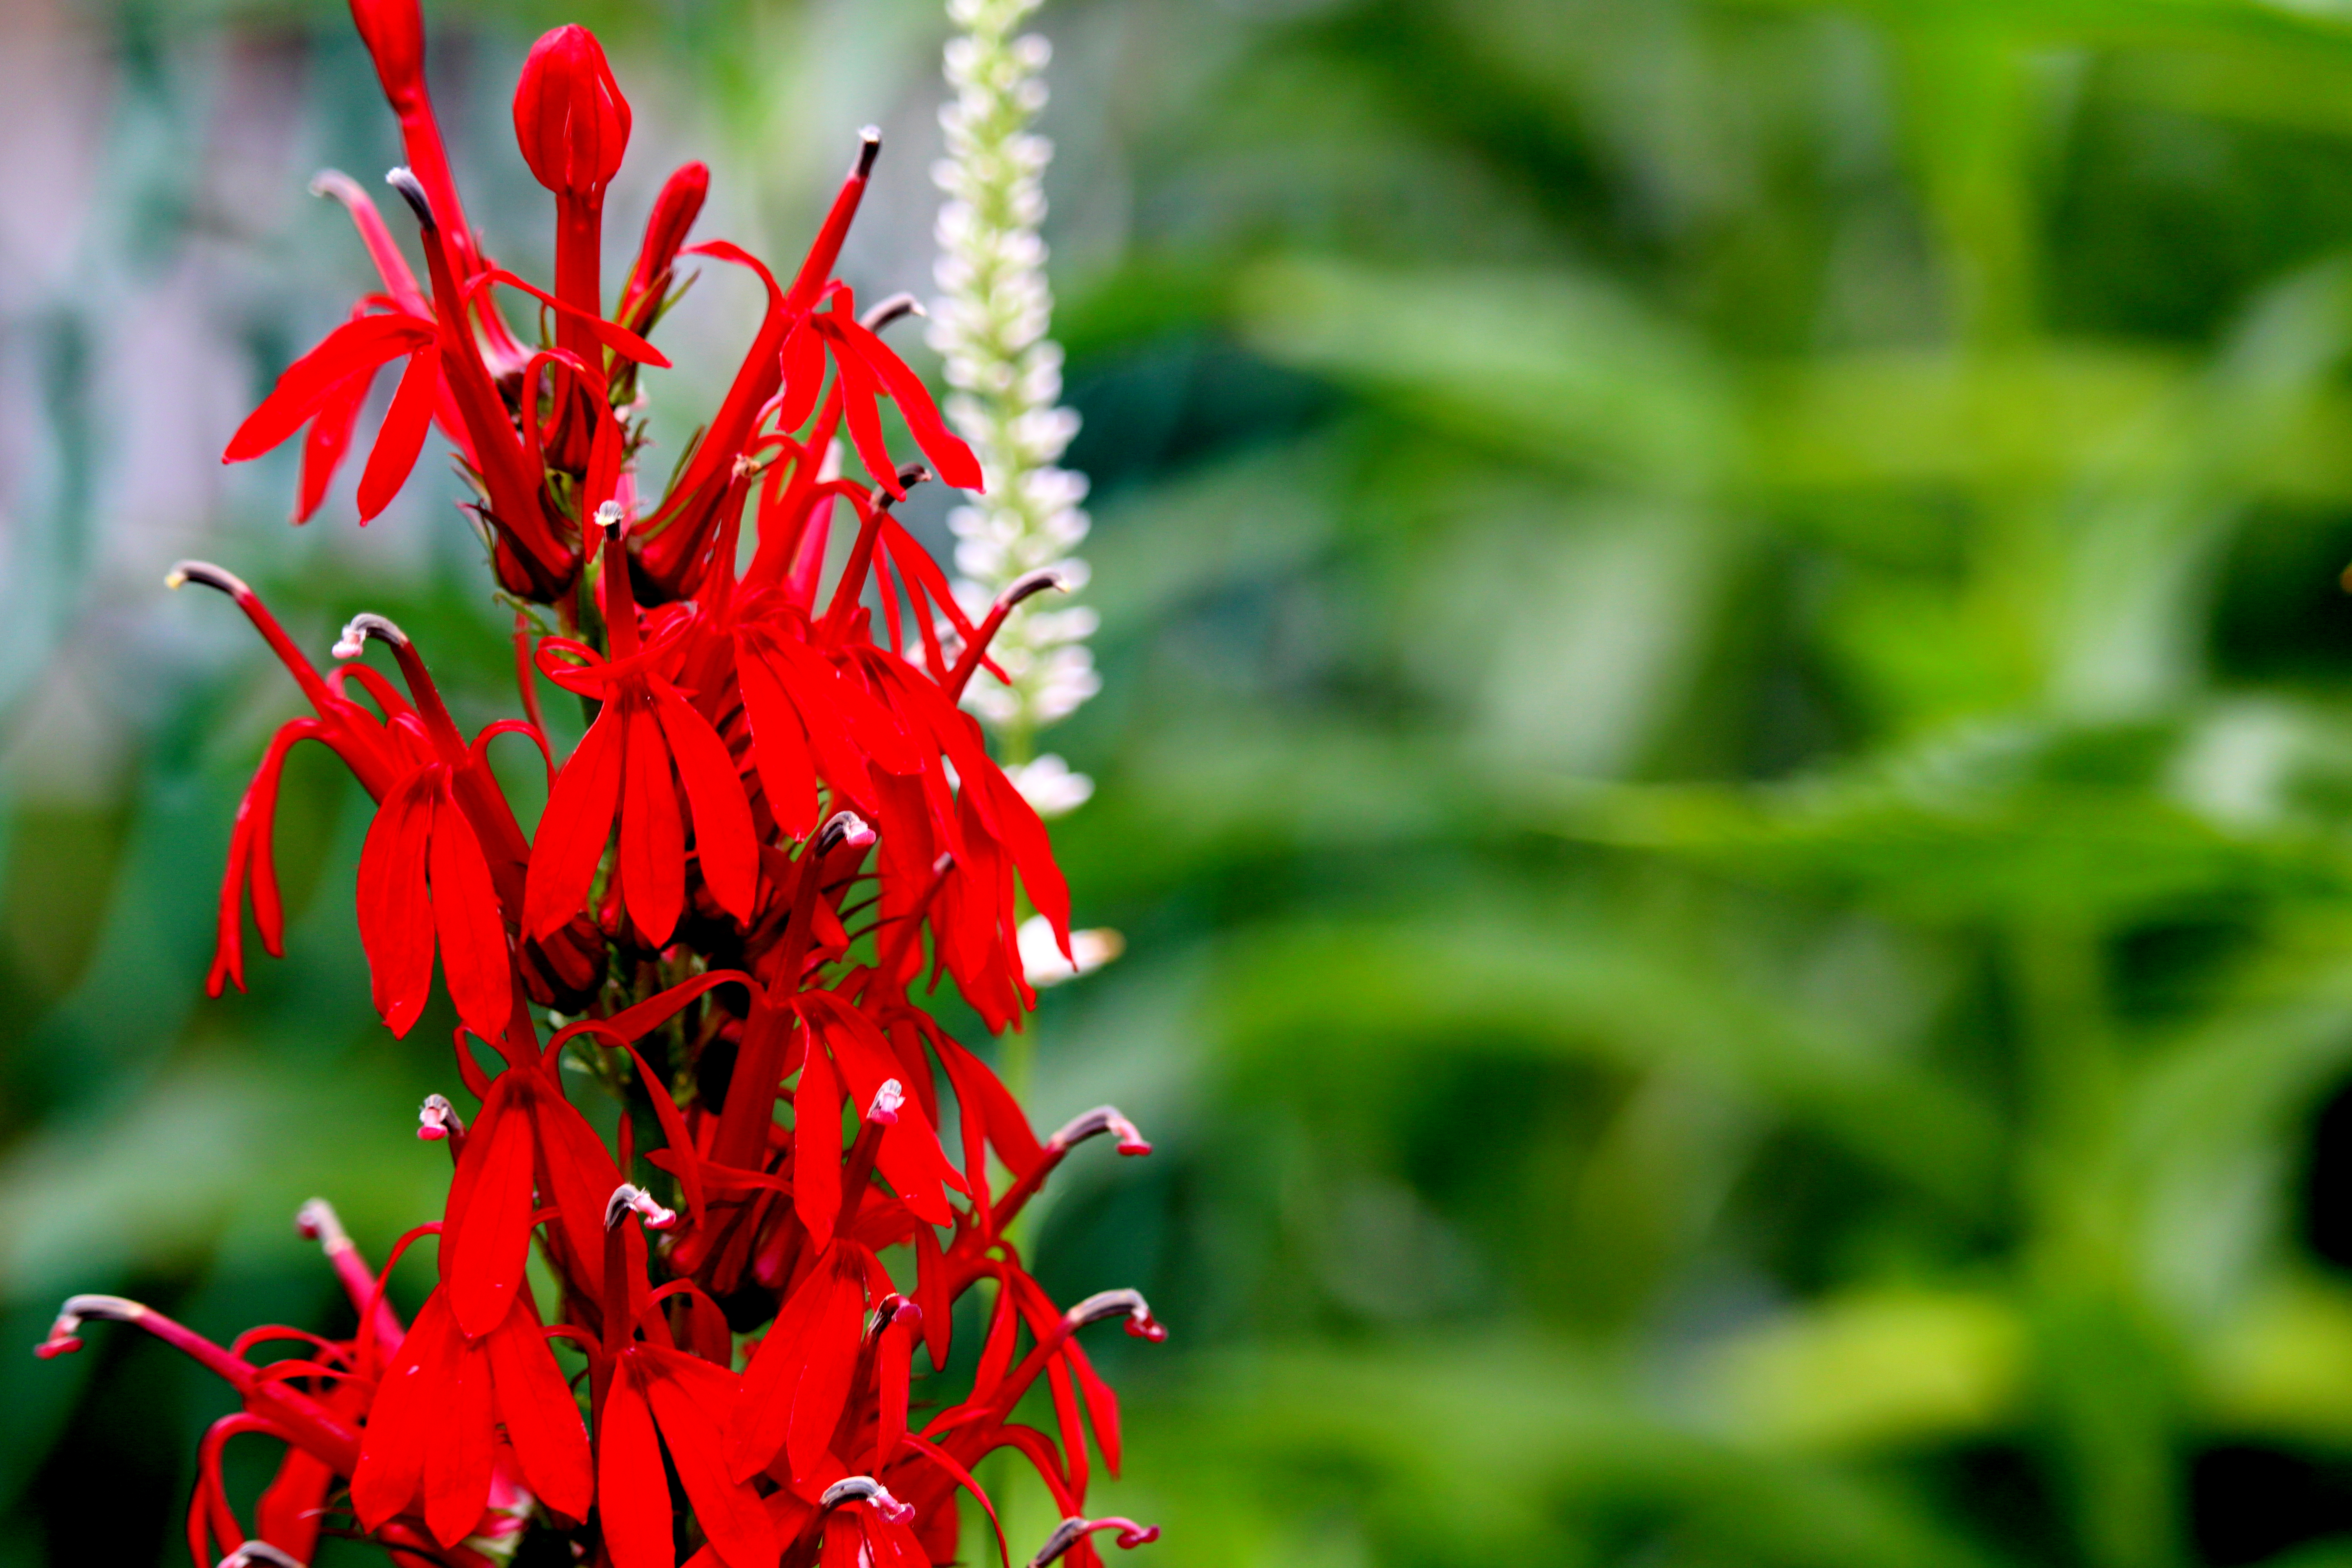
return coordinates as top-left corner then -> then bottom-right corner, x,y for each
930,0 -> 1100,820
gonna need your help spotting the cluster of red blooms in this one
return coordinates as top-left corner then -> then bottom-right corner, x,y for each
33,6 -> 1163,1568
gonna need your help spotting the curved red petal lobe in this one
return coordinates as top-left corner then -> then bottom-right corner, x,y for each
485,1298 -> 593,1519
446,1091 -> 538,1338
619,696 -> 686,945
525,702 -> 624,938
428,786 -> 514,1041
225,312 -> 433,463
645,1349 -> 777,1568
357,773 -> 436,1036
597,1366 -> 671,1568
792,1033 -> 842,1242
356,345 -> 440,522
422,1325 -> 494,1545
351,1290 -> 459,1530
651,679 -> 757,921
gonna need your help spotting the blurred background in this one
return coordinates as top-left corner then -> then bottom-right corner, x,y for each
31,0 -> 2352,1564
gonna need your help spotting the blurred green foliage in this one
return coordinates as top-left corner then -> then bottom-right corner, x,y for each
29,0 -> 2352,1565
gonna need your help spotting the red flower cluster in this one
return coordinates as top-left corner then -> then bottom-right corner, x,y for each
36,5 -> 1161,1566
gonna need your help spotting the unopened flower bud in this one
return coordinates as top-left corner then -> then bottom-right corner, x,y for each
513,25 -> 630,200
625,160 -> 709,304
347,0 -> 426,114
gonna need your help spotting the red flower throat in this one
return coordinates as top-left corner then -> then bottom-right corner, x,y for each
37,7 -> 1161,1568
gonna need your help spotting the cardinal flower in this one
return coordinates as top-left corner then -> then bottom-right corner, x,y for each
167,562 -> 432,998
61,11 -> 1171,1568
526,506 -> 758,948
350,1288 -> 593,1547
331,613 -> 537,1042
596,1188 -> 778,1568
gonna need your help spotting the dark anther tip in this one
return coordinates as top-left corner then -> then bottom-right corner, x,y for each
385,167 -> 435,230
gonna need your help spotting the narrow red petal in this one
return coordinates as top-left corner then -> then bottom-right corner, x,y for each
645,1349 -> 777,1568
357,773 -> 436,1036
356,345 -> 441,522
651,679 -> 758,921
524,702 -> 624,938
428,787 -> 514,1042
422,1330 -> 494,1545
446,1094 -> 539,1338
736,641 -> 821,837
620,695 -> 686,945
485,1305 -> 593,1520
598,1367 -> 673,1568
224,312 -> 433,462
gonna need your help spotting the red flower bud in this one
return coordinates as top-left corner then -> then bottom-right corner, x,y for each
512,25 -> 631,201
621,160 -> 710,323
347,0 -> 426,115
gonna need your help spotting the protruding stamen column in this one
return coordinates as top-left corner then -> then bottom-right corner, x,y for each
947,567 -> 1071,700
993,1105 -> 1154,1232
296,1198 -> 405,1357
34,1295 -> 361,1468
1029,1516 -> 1161,1568
818,1474 -> 915,1524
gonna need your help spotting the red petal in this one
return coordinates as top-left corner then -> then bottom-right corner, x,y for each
735,641 -> 821,837
224,312 -> 434,462
779,318 -> 827,432
651,679 -> 758,921
485,1302 -> 593,1519
828,334 -> 901,498
357,773 -> 436,1036
646,1348 -> 778,1568
423,1329 -> 495,1545
1069,1338 -> 1123,1477
730,1243 -> 865,1483
446,1091 -> 539,1338
620,695 -> 686,945
524,701 -> 624,939
428,787 -> 514,1042
356,345 -> 441,522
792,1030 -> 842,1242
469,267 -> 672,367
836,316 -> 984,490
598,1367 -> 673,1568
296,366 -> 374,522
350,1290 -> 459,1530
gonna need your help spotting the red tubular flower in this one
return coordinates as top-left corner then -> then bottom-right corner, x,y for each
526,510 -> 758,947
167,563 -> 423,995
350,1288 -> 593,1546
596,1192 -> 778,1568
